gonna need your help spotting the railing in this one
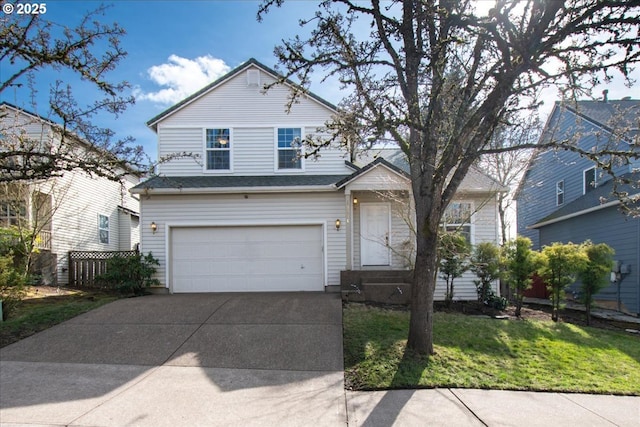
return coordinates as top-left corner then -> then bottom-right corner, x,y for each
34,230 -> 52,250
68,250 -> 138,288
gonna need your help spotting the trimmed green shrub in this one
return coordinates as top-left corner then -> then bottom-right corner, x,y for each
97,252 -> 160,296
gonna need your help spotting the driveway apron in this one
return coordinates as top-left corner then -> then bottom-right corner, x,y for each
0,292 -> 346,426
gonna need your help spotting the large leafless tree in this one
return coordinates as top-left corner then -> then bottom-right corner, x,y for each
0,2 -> 143,182
259,0 -> 640,355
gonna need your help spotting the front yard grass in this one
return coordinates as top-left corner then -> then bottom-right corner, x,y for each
0,287 -> 118,348
343,303 -> 640,395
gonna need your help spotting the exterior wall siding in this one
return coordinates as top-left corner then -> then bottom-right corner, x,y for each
139,192 -> 346,290
160,67 -> 335,127
539,206 -> 639,315
50,171 -> 139,284
350,191 -> 500,301
517,106 -> 637,249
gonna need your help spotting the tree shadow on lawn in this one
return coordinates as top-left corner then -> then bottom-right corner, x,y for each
443,314 -> 640,365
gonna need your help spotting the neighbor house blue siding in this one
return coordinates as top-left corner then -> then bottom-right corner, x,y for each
516,104 -> 636,249
538,206 -> 640,315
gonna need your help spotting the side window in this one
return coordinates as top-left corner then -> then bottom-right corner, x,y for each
584,167 -> 596,194
442,202 -> 473,243
205,128 -> 231,171
98,214 -> 109,244
277,128 -> 302,170
556,180 -> 564,205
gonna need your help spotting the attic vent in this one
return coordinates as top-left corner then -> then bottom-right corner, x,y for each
247,69 -> 260,87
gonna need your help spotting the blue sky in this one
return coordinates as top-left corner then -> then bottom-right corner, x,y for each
2,0 -> 334,161
2,0 -> 638,163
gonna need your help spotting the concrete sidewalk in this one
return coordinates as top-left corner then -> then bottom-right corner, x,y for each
1,293 -> 638,426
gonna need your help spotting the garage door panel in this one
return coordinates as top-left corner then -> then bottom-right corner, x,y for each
171,225 -> 324,292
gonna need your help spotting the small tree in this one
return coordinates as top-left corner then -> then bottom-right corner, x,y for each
537,242 -> 588,322
438,232 -> 471,305
578,241 -> 614,326
504,236 -> 540,317
470,242 -> 502,303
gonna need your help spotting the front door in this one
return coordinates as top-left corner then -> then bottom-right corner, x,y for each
360,203 -> 390,266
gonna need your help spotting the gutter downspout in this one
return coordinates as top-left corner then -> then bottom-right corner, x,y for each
637,218 -> 640,316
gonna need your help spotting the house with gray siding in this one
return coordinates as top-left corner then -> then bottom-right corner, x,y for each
0,102 -> 141,285
516,98 -> 640,315
132,58 -> 504,299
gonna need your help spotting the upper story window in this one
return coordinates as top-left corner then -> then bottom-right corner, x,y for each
277,128 -> 302,170
442,201 -> 473,243
584,167 -> 596,194
98,214 -> 109,244
0,200 -> 26,227
205,128 -> 231,171
556,180 -> 564,205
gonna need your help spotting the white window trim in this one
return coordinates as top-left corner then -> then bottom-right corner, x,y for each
274,127 -> 305,173
583,166 -> 596,194
556,180 -> 564,206
98,213 -> 110,245
442,201 -> 475,245
203,127 -> 233,173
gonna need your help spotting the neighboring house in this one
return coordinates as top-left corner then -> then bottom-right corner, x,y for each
131,58 -> 503,299
0,102 -> 141,285
516,98 -> 640,315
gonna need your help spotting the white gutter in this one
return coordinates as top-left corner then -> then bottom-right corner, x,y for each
130,185 -> 337,195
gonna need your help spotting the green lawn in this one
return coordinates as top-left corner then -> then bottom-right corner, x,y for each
343,304 -> 640,395
0,289 -> 117,348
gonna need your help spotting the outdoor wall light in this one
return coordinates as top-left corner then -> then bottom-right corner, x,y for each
353,197 -> 358,204
150,222 -> 157,234
335,219 -> 341,231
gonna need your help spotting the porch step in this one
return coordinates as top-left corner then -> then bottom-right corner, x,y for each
342,282 -> 411,305
340,270 -> 412,286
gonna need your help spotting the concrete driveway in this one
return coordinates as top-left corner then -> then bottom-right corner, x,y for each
0,292 -> 346,426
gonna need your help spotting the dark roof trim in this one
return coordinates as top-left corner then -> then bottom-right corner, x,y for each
146,58 -> 338,130
130,174 -> 349,194
118,205 -> 140,217
335,157 -> 410,188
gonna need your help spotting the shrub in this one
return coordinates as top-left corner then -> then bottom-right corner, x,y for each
504,237 -> 541,317
470,242 -> 502,303
537,242 -> 588,322
578,241 -> 614,326
438,232 -> 471,305
0,252 -> 27,320
97,252 -> 160,296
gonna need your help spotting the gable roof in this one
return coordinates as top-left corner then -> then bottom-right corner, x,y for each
515,98 -> 640,199
565,99 -> 640,135
146,58 -> 338,131
335,157 -> 409,188
530,172 -> 640,229
348,148 -> 506,193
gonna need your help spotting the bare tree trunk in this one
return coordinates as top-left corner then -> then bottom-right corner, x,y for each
407,192 -> 441,355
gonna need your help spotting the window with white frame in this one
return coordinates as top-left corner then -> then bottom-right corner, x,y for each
442,202 -> 473,243
556,180 -> 564,205
205,128 -> 231,170
584,167 -> 596,194
277,128 -> 302,169
0,200 -> 26,227
98,214 -> 109,244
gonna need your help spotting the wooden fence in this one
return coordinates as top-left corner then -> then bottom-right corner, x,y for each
68,250 -> 139,288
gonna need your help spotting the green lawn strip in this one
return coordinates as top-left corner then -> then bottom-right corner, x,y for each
0,293 -> 118,348
343,304 -> 640,395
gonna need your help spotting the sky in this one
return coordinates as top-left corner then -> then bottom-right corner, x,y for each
2,0 -> 638,163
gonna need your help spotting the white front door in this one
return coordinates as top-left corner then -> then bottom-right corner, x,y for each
360,204 -> 390,266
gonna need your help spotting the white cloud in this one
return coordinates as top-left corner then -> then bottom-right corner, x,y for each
134,55 -> 231,105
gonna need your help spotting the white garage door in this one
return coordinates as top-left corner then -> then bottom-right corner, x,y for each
171,225 -> 324,292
